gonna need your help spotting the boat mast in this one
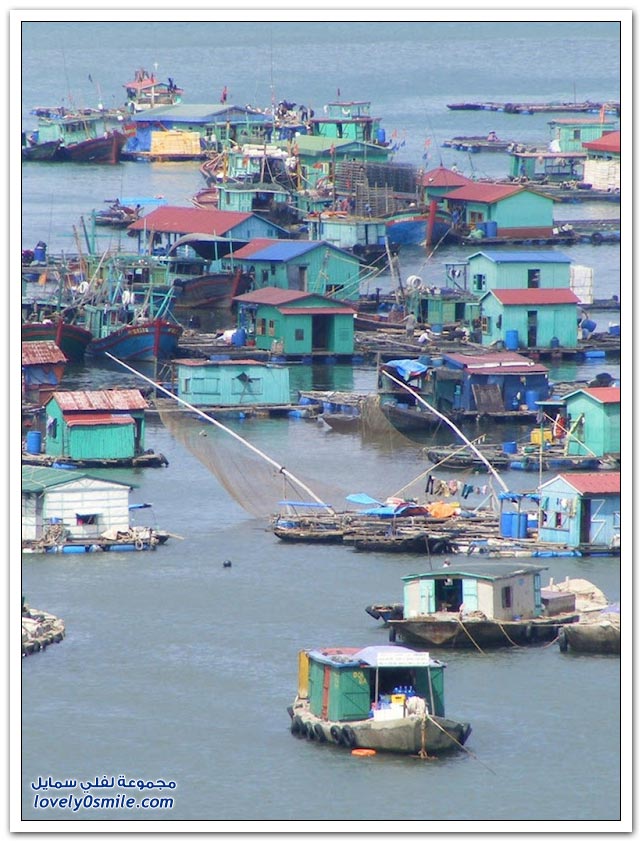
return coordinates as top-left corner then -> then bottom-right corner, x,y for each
105,353 -> 335,512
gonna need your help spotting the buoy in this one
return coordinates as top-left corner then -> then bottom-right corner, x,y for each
351,748 -> 376,757
223,560 -> 232,568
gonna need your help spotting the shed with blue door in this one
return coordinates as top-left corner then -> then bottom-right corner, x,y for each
234,288 -> 355,357
561,387 -> 621,458
537,472 -> 620,551
228,238 -> 362,301
400,563 -> 547,622
479,288 -> 580,350
173,358 -> 290,407
431,351 -> 550,414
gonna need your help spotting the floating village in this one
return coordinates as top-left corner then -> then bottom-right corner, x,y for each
21,70 -> 621,759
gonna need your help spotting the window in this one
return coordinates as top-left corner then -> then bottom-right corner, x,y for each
501,586 -> 512,609
473,274 -> 486,293
268,320 -> 276,337
76,513 -> 97,526
270,264 -> 276,275
481,316 -> 490,334
295,328 -> 304,341
527,269 -> 540,288
256,319 -> 267,336
46,417 -> 58,438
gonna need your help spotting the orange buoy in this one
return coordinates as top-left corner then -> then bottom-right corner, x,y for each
351,748 -> 376,757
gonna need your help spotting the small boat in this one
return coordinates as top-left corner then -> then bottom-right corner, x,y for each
22,602 -> 65,656
87,317 -> 183,361
62,131 -> 128,164
93,200 -> 142,228
365,603 -> 404,623
21,133 -> 62,161
288,645 -> 472,756
558,609 -> 620,655
424,443 -> 603,472
441,135 -> 517,153
25,107 -> 128,164
123,68 -> 183,112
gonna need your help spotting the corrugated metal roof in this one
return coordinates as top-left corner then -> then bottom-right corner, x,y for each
488,289 -> 580,305
402,562 -> 546,581
555,472 -> 621,495
128,206 -> 252,235
469,250 -> 571,263
290,136 -> 362,154
444,351 -> 549,373
22,341 -> 67,366
422,165 -> 473,188
234,288 -> 322,305
232,239 -> 320,261
564,387 -> 621,404
445,183 -> 526,203
174,358 -> 270,368
49,390 -> 148,411
583,130 -> 620,153
64,413 -> 135,427
131,103 -> 266,122
278,306 -> 356,315
21,465 -> 132,492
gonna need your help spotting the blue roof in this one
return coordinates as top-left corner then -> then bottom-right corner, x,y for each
244,241 -> 322,261
469,250 -> 572,263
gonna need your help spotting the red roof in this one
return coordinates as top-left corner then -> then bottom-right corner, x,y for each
557,473 -> 621,495
278,306 -> 355,315
571,387 -> 621,404
445,183 -> 526,203
22,341 -> 67,366
445,351 -> 548,374
421,166 -> 473,188
173,358 -> 269,367
489,289 -> 580,305
583,131 -> 620,154
234,288 -> 323,305
64,413 -> 135,427
49,389 -> 148,412
232,239 -> 279,258
127,206 -> 252,235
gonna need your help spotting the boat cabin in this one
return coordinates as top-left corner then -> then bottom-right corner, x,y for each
21,341 -> 67,406
123,69 -> 183,112
307,101 -> 388,145
172,358 -> 290,407
299,645 -> 446,721
537,472 -> 620,551
561,387 -> 621,458
43,389 -> 149,461
22,466 -> 132,542
400,563 -> 548,622
234,288 -> 356,357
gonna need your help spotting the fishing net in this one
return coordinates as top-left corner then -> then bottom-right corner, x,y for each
155,401 -> 349,519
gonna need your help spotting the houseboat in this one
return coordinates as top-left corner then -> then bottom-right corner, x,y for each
288,645 -> 471,756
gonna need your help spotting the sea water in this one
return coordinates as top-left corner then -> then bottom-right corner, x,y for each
18,19 -> 625,828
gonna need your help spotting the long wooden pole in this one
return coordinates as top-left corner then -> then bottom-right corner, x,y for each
105,353 -> 335,513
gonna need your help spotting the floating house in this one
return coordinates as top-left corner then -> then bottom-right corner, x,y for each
234,288 -> 355,357
42,389 -> 149,462
123,69 -> 183,112
463,250 -> 573,294
127,206 -> 288,256
22,341 -> 67,406
429,351 -> 550,414
547,117 -> 619,153
582,130 -> 620,192
561,387 -> 621,458
304,212 -> 393,263
123,103 -> 272,158
479,288 -> 580,350
537,472 -> 620,551
421,165 -> 473,203
307,101 -> 389,145
444,183 -> 556,240
172,358 -> 290,407
22,465 -> 132,542
227,238 -> 362,300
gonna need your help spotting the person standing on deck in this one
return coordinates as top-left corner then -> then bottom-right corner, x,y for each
402,311 -> 417,339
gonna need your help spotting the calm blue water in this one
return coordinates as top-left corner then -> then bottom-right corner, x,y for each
18,20 -> 625,830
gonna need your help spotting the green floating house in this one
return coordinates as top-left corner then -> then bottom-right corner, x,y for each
465,250 -> 573,295
173,358 -> 290,407
234,288 -> 355,357
226,238 -> 362,300
479,288 -> 580,350
444,183 -> 556,239
43,389 -> 149,462
561,387 -> 621,458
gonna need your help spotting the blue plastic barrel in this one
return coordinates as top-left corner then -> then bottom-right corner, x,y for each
376,128 -> 386,144
500,512 -> 514,537
231,328 -> 246,347
550,337 -> 560,348
431,324 -> 443,334
608,325 -> 620,336
525,390 -> 540,410
511,512 -> 528,539
485,220 -> 498,237
502,441 -> 518,454
34,241 -> 47,262
505,329 -> 519,350
26,430 -> 42,454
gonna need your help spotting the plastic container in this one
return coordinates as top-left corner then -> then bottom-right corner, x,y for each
550,337 -> 560,348
231,328 -> 246,347
505,329 -> 519,350
511,512 -> 528,539
530,429 -> 553,446
25,430 -> 42,454
500,511 -> 514,537
502,441 -> 518,455
525,390 -> 540,411
485,220 -> 498,237
390,694 -> 406,706
34,241 -> 47,262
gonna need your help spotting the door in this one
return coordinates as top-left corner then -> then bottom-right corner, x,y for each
462,578 -> 478,611
579,498 -> 592,543
312,315 -> 329,350
527,310 -> 538,347
321,665 -> 331,718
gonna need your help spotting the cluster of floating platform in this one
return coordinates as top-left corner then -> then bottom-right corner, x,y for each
22,603 -> 65,656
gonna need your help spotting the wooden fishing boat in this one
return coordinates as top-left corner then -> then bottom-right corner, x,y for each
93,200 -> 142,228
288,645 -> 471,756
385,563 -> 580,649
423,443 -> 603,472
21,319 -> 93,363
86,317 -> 183,361
25,107 -> 128,164
558,612 -> 620,654
365,603 -> 404,623
442,135 -> 517,153
21,135 -> 62,161
63,131 -> 128,164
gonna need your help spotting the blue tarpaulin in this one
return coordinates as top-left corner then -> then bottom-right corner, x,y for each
383,359 -> 429,381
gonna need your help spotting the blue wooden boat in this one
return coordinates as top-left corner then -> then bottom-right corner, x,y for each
384,208 -> 453,246
86,316 -> 182,361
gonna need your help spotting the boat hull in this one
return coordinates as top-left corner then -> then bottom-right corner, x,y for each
22,321 -> 93,363
559,621 -> 620,654
385,214 -> 453,246
172,272 -> 252,310
22,139 -> 62,161
388,614 -> 579,648
61,132 -> 127,165
87,319 -> 183,361
289,697 -> 471,756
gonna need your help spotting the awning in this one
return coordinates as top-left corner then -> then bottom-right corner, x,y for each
167,233 -> 248,260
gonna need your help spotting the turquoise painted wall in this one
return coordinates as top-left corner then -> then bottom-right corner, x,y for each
564,393 -> 621,457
